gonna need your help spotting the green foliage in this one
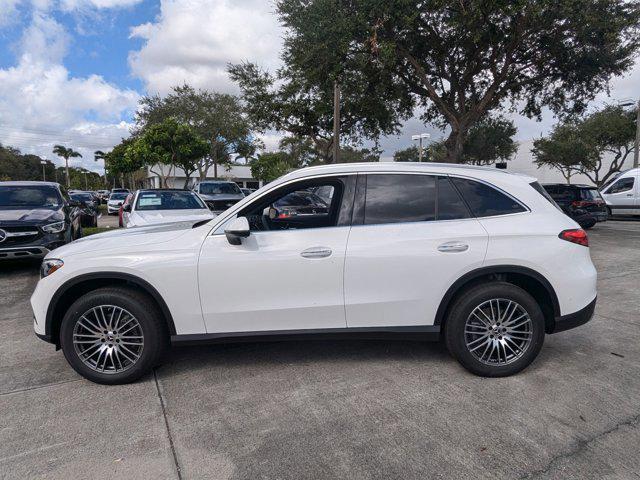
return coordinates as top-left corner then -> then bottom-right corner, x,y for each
393,145 -> 420,162
461,117 -> 518,165
532,105 -> 637,185
275,0 -> 640,162
250,152 -> 296,183
136,84 -> 258,178
127,118 -> 209,188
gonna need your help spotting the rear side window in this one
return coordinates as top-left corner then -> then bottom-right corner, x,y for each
364,174 -> 436,225
437,177 -> 471,220
580,188 -> 601,200
451,177 -> 526,217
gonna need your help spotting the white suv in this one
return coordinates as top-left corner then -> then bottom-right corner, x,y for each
31,163 -> 597,384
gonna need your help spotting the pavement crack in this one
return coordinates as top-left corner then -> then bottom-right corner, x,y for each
0,379 -> 82,396
154,368 -> 183,480
519,412 -> 640,479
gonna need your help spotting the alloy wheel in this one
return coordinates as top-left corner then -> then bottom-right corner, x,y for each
72,305 -> 144,374
464,298 -> 533,366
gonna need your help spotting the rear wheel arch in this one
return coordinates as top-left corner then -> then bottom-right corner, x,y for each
46,272 -> 176,346
435,266 -> 560,334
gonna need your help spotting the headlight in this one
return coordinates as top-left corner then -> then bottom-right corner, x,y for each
42,221 -> 66,234
40,259 -> 64,278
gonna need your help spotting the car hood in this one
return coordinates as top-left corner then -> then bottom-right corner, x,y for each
47,220 -> 208,258
0,207 -> 63,225
129,209 -> 215,227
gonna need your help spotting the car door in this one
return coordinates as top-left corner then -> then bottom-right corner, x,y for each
344,174 -> 488,328
601,174 -> 638,213
198,175 -> 355,333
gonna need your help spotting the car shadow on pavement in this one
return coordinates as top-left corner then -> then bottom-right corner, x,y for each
161,339 -> 452,376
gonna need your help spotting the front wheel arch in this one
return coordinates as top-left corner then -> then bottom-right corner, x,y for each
434,266 -> 560,334
46,272 -> 177,346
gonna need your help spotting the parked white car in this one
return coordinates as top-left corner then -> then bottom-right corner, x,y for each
31,163 -> 597,384
600,167 -> 639,216
106,192 -> 128,215
122,189 -> 214,228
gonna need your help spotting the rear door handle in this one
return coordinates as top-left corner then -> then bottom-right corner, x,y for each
301,247 -> 332,258
438,242 -> 469,253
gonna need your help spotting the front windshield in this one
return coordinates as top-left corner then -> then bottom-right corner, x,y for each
135,191 -> 206,211
199,182 -> 241,195
600,171 -> 624,191
110,193 -> 128,201
0,185 -> 61,208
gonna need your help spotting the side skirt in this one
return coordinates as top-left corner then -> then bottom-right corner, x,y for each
171,325 -> 441,346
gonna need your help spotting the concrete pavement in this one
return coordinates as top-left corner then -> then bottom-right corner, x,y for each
1,220 -> 639,479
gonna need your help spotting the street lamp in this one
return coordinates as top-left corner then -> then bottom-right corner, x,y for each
619,99 -> 640,169
411,133 -> 431,162
40,160 -> 47,181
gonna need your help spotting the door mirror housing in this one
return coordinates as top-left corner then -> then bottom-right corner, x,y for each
225,216 -> 250,245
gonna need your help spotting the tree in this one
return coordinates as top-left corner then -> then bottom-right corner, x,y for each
52,145 -> 82,187
577,105 -> 637,185
0,145 -> 56,181
250,152 -> 296,183
460,116 -> 518,165
532,123 -> 593,184
533,105 -> 637,185
136,84 -> 259,179
228,59 -> 410,163
127,119 -> 209,188
276,0 -> 640,162
393,146 -> 420,162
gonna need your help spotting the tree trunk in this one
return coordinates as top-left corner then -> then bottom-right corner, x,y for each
443,128 -> 466,163
64,158 -> 70,188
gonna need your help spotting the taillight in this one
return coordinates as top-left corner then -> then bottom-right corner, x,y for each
571,200 -> 594,208
559,229 -> 589,247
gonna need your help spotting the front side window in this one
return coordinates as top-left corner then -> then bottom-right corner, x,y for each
451,177 -> 526,217
238,180 -> 344,231
135,191 -> 206,210
606,177 -> 634,194
0,186 -> 62,208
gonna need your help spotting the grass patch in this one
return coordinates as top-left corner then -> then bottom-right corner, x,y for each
83,227 -> 114,236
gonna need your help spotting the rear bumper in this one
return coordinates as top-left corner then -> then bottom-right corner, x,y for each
550,296 -> 596,334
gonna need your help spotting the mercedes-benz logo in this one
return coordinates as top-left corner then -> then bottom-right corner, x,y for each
0,229 -> 6,243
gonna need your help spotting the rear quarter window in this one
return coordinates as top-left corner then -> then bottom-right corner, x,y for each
451,177 -> 527,217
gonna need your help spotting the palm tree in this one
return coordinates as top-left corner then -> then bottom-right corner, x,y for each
53,145 -> 82,188
94,150 -> 108,187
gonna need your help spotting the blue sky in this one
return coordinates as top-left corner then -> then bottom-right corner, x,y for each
0,0 -> 638,172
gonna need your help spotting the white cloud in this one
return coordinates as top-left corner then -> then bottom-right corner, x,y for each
59,0 -> 143,11
0,14 -> 139,172
128,0 -> 283,94
0,0 -> 22,27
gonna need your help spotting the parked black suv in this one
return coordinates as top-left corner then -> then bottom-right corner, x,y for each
0,181 -> 83,260
542,184 -> 607,229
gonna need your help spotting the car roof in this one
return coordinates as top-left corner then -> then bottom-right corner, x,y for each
278,162 -> 537,186
0,181 -> 60,187
198,180 -> 237,184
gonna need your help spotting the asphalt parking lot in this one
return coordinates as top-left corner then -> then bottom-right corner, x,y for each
1,220 -> 639,480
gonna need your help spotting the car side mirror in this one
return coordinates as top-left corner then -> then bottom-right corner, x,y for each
225,216 -> 250,245
123,204 -> 132,213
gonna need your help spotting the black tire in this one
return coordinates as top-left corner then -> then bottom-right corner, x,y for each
59,287 -> 169,384
444,282 -> 545,377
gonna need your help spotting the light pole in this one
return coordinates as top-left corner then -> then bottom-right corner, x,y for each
82,171 -> 88,190
40,160 -> 47,181
411,133 -> 431,162
619,99 -> 640,169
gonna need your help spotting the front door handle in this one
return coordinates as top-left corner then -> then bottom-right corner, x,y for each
626,194 -> 634,197
301,247 -> 332,259
438,242 -> 469,253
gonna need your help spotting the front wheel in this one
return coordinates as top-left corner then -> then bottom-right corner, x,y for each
59,287 -> 168,384
444,282 -> 545,377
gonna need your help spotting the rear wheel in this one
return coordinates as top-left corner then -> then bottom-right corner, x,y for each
444,282 -> 545,377
59,287 -> 168,384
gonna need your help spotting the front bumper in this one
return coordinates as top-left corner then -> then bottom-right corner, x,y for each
550,296 -> 596,333
0,232 -> 67,260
